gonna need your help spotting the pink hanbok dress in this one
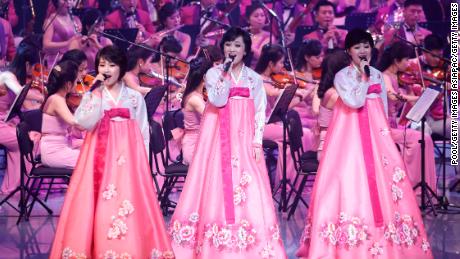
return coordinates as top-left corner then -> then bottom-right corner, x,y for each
181,108 -> 201,165
50,84 -> 174,258
40,113 -> 80,169
297,66 -> 433,259
170,65 -> 287,258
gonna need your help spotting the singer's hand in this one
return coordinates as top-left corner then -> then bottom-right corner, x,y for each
94,73 -> 106,82
359,58 -> 369,75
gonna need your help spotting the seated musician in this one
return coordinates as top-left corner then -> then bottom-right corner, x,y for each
180,0 -> 229,48
303,0 -> 347,50
245,3 -> 270,68
123,44 -> 156,96
273,0 -> 315,45
383,0 -> 431,47
412,34 -> 451,138
148,3 -> 191,59
104,0 -> 155,42
377,41 -> 437,191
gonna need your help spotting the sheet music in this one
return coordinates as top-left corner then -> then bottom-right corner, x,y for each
266,83 -> 298,124
406,86 -> 442,123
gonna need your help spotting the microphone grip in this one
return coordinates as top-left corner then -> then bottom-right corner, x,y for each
223,61 -> 232,72
89,80 -> 103,92
364,65 -> 370,78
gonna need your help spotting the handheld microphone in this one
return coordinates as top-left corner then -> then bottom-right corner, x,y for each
224,55 -> 236,73
360,57 -> 370,78
90,74 -> 109,92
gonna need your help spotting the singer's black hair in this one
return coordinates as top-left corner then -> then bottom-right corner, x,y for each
344,28 -> 374,50
81,8 -> 103,36
95,46 -> 127,81
61,49 -> 88,67
220,27 -> 252,59
245,3 -> 265,20
254,44 -> 284,74
46,60 -> 79,97
376,41 -> 414,72
181,57 -> 213,108
317,49 -> 350,99
295,39 -> 323,71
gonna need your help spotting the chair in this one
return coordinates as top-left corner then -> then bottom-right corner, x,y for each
16,121 -> 73,219
0,144 -> 6,170
149,120 -> 188,215
285,110 -> 319,220
162,109 -> 185,163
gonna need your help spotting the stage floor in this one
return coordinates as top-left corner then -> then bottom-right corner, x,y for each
1,169 -> 460,258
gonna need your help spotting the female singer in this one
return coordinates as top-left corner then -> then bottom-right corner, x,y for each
50,46 -> 174,258
149,2 -> 191,59
42,0 -> 81,67
377,41 -> 437,192
69,8 -> 113,73
124,44 -> 156,96
296,29 -> 433,259
180,57 -> 211,165
245,3 -> 270,68
254,44 -> 315,185
0,40 -> 44,193
40,60 -> 82,169
170,27 -> 287,258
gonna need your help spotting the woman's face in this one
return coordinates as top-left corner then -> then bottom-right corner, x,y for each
249,8 -> 266,30
140,55 -> 154,74
347,42 -> 372,66
270,56 -> 285,74
78,61 -> 88,80
98,57 -> 121,85
305,52 -> 324,69
165,11 -> 181,29
395,57 -> 409,72
223,36 -> 246,66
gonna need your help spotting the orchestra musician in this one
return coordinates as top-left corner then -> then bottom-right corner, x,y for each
383,0 -> 431,47
303,0 -> 347,50
245,3 -> 270,68
123,44 -> 156,96
104,0 -> 155,42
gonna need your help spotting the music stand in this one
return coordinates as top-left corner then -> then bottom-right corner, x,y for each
407,85 -> 442,215
4,83 -> 30,122
103,28 -> 138,51
266,83 -> 298,213
0,84 -> 52,224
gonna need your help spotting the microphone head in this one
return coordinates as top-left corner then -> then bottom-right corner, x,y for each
103,74 -> 110,80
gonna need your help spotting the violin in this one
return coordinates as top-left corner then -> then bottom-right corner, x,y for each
398,62 -> 444,88
270,72 -> 318,89
138,72 -> 163,87
312,68 -> 322,81
66,74 -> 95,112
29,63 -> 49,94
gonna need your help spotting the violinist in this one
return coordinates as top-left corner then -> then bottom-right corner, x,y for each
181,0 -> 229,48
0,40 -> 44,193
254,44 -> 316,184
148,3 -> 191,59
60,49 -> 89,112
0,0 -> 18,28
245,3 -> 270,68
40,60 -> 83,169
123,44 -> 156,96
294,39 -> 323,127
303,1 -> 347,50
411,33 -> 452,138
376,41 -> 437,191
104,0 -> 155,42
69,8 -> 113,73
272,0 -> 314,45
42,0 -> 82,67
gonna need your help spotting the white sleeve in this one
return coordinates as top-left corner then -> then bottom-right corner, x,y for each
253,76 -> 267,145
334,70 -> 368,109
378,73 -> 388,117
205,67 -> 231,107
135,93 -> 150,154
74,92 -> 103,130
0,72 -> 22,95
